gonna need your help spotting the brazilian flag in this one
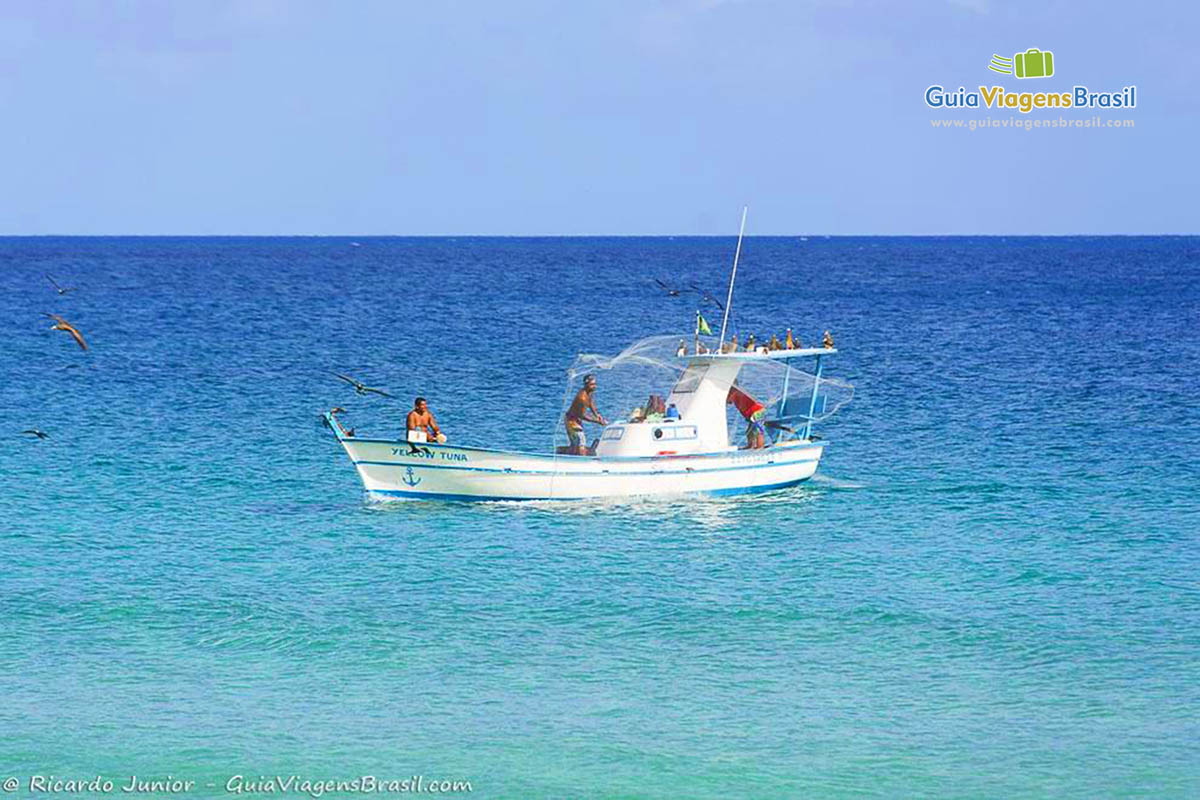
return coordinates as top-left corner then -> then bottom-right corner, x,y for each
696,312 -> 713,336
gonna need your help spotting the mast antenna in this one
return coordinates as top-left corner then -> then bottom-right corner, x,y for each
717,205 -> 748,350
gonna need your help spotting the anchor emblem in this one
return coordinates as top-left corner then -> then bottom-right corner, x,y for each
402,466 -> 421,487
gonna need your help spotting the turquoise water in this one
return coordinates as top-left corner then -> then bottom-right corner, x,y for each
1,237 -> 1198,797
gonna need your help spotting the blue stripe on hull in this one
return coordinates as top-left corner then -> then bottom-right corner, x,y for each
703,476 -> 812,497
353,456 -> 817,477
365,474 -> 814,503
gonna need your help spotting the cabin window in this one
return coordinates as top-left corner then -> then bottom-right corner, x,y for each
671,364 -> 708,394
602,427 -> 625,441
653,425 -> 698,441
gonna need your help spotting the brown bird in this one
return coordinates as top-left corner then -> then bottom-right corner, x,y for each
785,328 -> 795,349
44,314 -> 88,350
822,330 -> 834,348
22,428 -> 50,440
768,334 -> 781,350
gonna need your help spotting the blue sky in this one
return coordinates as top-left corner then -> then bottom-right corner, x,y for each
0,0 -> 1193,234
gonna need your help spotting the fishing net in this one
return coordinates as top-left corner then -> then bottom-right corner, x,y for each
551,333 -> 854,454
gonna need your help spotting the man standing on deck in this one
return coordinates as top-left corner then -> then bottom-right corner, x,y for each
564,374 -> 606,455
407,397 -> 443,443
727,384 -> 766,449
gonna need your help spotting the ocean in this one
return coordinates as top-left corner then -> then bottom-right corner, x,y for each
1,236 -> 1197,798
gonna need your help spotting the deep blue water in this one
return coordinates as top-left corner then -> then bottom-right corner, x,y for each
1,236 -> 1198,798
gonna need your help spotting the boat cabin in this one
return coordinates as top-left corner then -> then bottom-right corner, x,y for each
595,347 -> 835,458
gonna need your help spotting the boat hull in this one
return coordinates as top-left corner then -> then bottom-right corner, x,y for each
331,434 -> 824,501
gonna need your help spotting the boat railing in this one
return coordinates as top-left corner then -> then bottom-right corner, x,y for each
764,395 -> 828,443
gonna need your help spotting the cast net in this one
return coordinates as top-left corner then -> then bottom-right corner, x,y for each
551,333 -> 854,454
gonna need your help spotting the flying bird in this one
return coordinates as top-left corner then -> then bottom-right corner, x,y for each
22,429 -> 50,440
333,373 -> 394,398
43,314 -> 88,350
46,275 -> 77,295
653,279 -> 682,297
688,284 -> 725,310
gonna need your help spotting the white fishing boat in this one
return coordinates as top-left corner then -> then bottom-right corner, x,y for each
323,209 -> 852,502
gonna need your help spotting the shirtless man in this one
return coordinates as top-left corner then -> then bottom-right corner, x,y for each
406,397 -> 442,443
564,374 -> 606,455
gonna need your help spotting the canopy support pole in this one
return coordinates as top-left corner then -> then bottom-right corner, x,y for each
774,357 -> 792,442
804,355 -> 823,440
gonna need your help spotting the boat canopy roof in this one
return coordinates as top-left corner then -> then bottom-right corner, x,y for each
685,346 -> 837,364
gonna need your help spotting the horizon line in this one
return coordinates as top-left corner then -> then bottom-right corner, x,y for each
1,233 -> 1197,239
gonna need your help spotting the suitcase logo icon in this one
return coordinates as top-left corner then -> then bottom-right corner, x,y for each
988,48 -> 1055,79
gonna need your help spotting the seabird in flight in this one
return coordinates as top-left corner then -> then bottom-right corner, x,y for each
44,314 -> 88,350
333,373 -> 395,398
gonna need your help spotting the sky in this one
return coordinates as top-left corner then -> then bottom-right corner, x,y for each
0,0 -> 1194,235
